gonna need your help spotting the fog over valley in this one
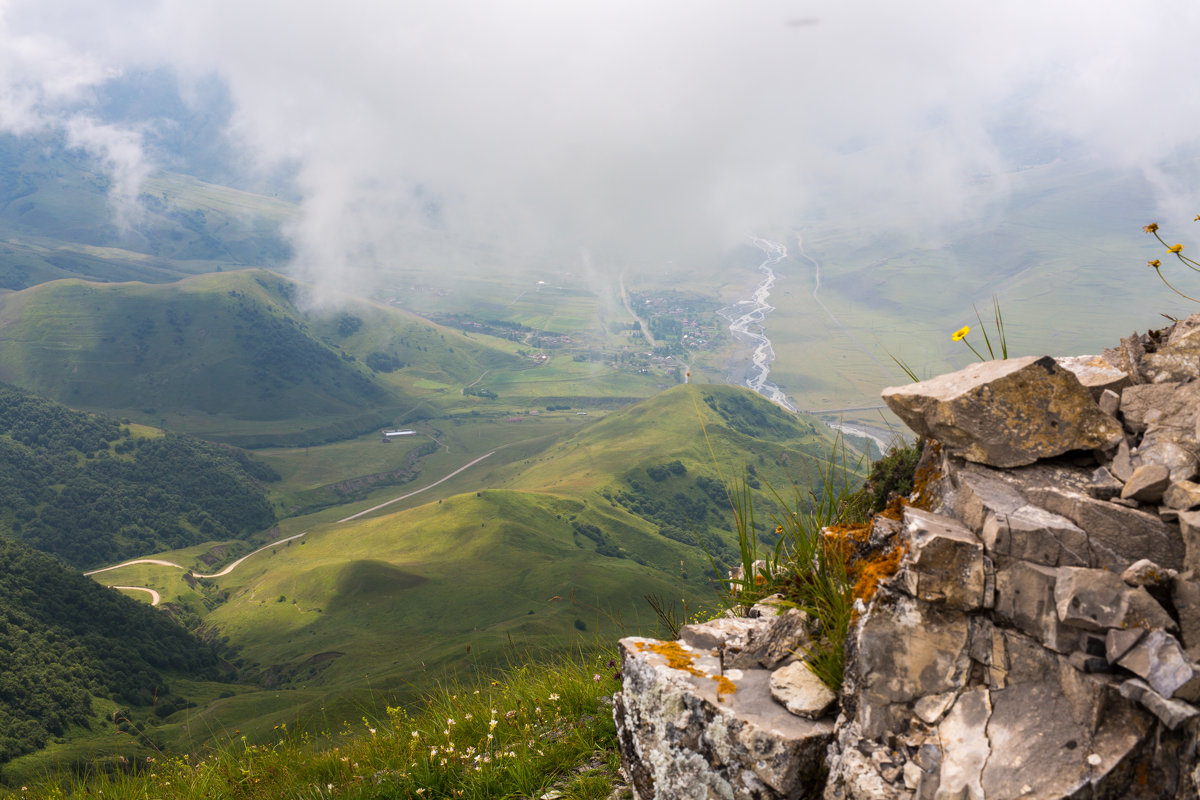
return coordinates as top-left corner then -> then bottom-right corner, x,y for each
3,2 -> 1198,292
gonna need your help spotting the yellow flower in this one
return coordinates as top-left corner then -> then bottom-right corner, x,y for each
1194,215 -> 1200,222
1169,244 -> 1185,253
1149,259 -> 1162,267
1145,223 -> 1160,233
951,325 -> 970,342
775,525 -> 784,535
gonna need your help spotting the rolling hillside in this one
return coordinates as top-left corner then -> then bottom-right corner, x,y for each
82,384 -> 860,746
0,270 -> 522,445
0,133 -> 294,288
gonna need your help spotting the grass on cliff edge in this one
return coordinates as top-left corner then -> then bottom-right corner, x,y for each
3,649 -> 625,800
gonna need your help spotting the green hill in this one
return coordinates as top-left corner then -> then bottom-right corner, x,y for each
0,535 -> 224,768
0,270 -> 522,445
0,383 -> 278,569
0,133 -> 294,289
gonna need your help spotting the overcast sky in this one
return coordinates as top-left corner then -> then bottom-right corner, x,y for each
2,0 -> 1199,294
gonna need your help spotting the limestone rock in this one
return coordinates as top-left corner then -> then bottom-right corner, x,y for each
1087,465 -> 1124,500
947,457 -> 1184,572
981,504 -> 1089,568
1120,382 -> 1190,432
896,507 -> 986,610
1121,558 -> 1176,589
1116,629 -> 1200,700
1120,382 -> 1200,481
1106,628 -> 1146,664
1098,387 -> 1121,417
1055,354 -> 1131,400
621,319 -> 1200,800
930,688 -> 991,799
913,691 -> 956,724
1102,332 -> 1147,385
1166,313 -> 1200,346
949,461 -> 1090,567
615,637 -> 832,799
748,594 -> 790,618
949,462 -> 1028,532
678,615 -> 765,655
1142,331 -> 1200,383
994,561 -> 1078,653
1172,575 -> 1200,659
769,661 -> 836,720
1120,463 -> 1171,503
1179,511 -> 1200,575
1110,439 -> 1137,482
1023,483 -> 1185,572
727,607 -> 812,670
881,356 -> 1123,468
1165,480 -> 1200,510
1140,440 -> 1199,483
1053,566 -> 1174,634
1119,678 -> 1200,730
854,592 -> 971,738
1054,567 -> 1131,631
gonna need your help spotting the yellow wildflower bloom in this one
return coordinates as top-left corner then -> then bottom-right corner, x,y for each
1145,223 -> 1159,233
1194,215 -> 1200,222
1149,259 -> 1162,267
775,525 -> 784,535
951,325 -> 970,342
1169,244 -> 1185,253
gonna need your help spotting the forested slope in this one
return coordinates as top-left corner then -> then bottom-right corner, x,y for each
0,384 -> 277,568
0,535 -> 223,764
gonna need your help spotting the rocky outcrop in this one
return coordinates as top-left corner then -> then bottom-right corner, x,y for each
616,315 -> 1200,799
881,355 -> 1123,468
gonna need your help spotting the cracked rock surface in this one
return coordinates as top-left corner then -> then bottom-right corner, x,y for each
617,316 -> 1200,799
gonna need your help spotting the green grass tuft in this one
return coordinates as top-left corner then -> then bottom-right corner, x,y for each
5,650 -> 626,799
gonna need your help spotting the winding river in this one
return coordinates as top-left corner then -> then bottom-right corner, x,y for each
718,237 -> 796,412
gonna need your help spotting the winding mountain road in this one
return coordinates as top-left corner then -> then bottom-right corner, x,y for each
87,450 -> 497,602
108,586 -> 162,606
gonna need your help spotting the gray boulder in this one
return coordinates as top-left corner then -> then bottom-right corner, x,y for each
1121,463 -> 1172,503
769,661 -> 837,720
882,356 -> 1123,468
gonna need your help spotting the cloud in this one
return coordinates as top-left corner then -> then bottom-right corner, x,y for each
4,0 -> 1200,293
0,0 -> 154,225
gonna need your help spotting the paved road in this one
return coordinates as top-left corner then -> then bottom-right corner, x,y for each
337,450 -> 495,522
87,451 -> 498,602
108,586 -> 162,606
85,558 -> 184,576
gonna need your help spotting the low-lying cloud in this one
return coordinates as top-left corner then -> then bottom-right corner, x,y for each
3,0 -> 1200,295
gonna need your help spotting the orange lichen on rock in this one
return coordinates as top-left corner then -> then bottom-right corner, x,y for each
821,516 -> 908,617
849,540 -> 907,605
635,640 -> 738,701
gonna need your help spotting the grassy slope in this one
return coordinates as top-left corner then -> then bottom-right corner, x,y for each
0,270 -> 525,445
77,385 -> 850,754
